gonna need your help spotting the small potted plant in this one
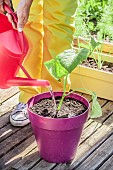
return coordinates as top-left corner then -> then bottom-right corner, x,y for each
27,38 -> 102,163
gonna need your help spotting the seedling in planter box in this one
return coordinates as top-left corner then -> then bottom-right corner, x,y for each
78,37 -> 104,70
45,38 -> 102,118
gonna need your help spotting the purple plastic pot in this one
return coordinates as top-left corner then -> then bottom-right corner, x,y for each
27,92 -> 89,163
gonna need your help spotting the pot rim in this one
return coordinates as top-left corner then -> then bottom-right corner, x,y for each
27,91 -> 90,120
27,91 -> 89,130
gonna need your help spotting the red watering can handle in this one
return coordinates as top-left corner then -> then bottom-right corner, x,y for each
3,3 -> 25,52
3,3 -> 18,24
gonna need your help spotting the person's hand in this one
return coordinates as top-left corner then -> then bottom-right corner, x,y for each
16,0 -> 33,32
0,0 -> 11,13
7,0 -> 33,32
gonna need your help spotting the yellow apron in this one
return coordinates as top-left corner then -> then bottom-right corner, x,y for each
12,0 -> 77,103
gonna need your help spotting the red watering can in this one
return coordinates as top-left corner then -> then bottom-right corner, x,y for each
0,4 -> 50,89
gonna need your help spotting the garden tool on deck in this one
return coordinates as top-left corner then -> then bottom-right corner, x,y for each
0,4 -> 50,89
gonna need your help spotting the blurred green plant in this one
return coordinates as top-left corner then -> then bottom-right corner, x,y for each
78,37 -> 104,69
96,0 -> 113,42
75,0 -> 113,42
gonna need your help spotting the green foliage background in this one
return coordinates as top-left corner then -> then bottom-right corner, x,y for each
75,0 -> 113,42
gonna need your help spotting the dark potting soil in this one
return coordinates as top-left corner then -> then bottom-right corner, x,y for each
82,57 -> 113,73
30,97 -> 87,118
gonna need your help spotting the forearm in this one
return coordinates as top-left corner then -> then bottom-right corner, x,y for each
16,0 -> 33,30
17,0 -> 33,8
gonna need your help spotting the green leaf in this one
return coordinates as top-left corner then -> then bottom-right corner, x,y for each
78,43 -> 90,49
90,92 -> 102,118
44,59 -> 68,81
57,48 -> 89,73
90,37 -> 101,51
77,48 -> 89,61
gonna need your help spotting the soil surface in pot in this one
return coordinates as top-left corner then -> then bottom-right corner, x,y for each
82,57 -> 113,73
30,96 -> 87,118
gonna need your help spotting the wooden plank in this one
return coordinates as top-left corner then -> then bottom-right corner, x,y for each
12,148 -> 41,170
81,93 -> 92,102
82,93 -> 107,106
98,155 -> 113,170
0,124 -> 20,142
74,134 -> 113,170
86,94 -> 105,112
0,112 -> 11,128
0,94 -> 20,128
84,119 -> 93,128
0,124 -> 32,158
82,100 -> 113,141
0,93 -> 19,116
31,160 -> 56,170
72,131 -> 112,169
103,112 -> 113,128
94,101 -> 113,123
84,98 -> 107,129
0,87 -> 19,104
81,95 -> 107,123
81,121 -> 101,143
0,124 -> 21,142
0,135 -> 37,170
95,98 -> 107,107
54,163 -> 72,170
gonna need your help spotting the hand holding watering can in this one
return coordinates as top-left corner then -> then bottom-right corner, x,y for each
0,0 -> 10,12
2,0 -> 33,32
0,3 -> 50,89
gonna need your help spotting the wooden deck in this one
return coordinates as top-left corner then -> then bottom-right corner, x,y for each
0,87 -> 113,170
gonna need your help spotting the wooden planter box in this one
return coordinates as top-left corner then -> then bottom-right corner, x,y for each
71,37 -> 113,101
74,37 -> 113,55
